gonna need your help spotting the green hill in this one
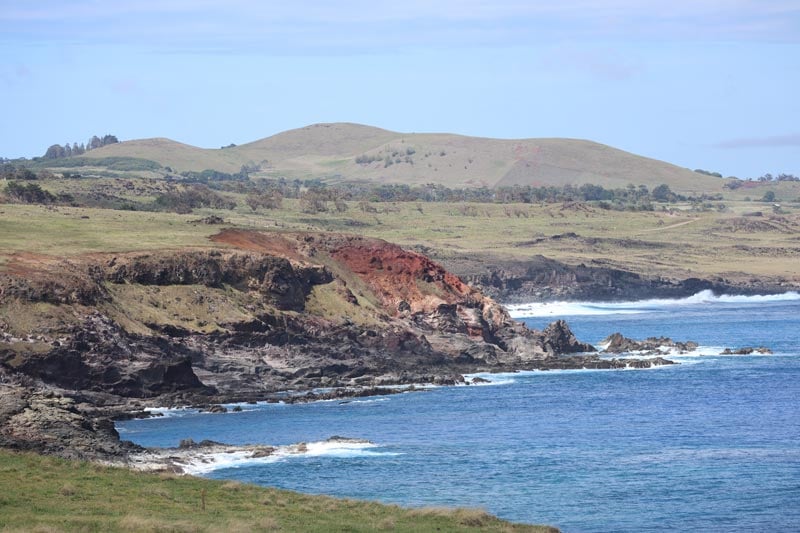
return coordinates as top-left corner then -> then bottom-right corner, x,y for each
78,122 -> 726,193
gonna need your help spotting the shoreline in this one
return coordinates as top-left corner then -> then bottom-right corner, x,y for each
115,354 -> 682,474
122,436 -> 382,475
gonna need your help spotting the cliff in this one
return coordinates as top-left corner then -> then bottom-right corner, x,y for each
0,229 -> 659,460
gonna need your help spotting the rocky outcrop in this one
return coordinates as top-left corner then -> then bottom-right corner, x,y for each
127,436 -> 374,474
105,250 -> 332,311
441,253 -> 793,303
0,377 -> 139,461
1,313 -> 210,398
720,346 -> 772,355
540,320 -> 596,355
601,333 -> 698,355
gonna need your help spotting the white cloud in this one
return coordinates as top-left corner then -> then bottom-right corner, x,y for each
1,0 -> 798,51
716,133 -> 800,149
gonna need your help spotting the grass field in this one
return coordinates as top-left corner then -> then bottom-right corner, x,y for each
2,192 -> 798,284
0,450 -> 554,532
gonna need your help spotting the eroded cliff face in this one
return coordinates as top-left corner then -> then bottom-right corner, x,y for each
0,229 -> 603,459
444,253 -> 793,303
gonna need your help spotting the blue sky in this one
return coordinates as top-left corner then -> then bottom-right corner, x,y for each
1,1 -> 798,178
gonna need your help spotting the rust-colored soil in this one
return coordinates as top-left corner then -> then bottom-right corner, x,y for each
4,252 -> 64,277
331,240 -> 473,313
210,229 -> 478,315
210,229 -> 306,261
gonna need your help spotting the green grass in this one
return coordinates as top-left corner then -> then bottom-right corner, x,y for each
0,204 -> 220,256
0,450 -> 556,532
36,156 -> 163,172
1,193 -> 798,285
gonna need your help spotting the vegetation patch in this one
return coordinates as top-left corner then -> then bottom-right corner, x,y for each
0,450 -> 554,532
37,156 -> 163,172
104,284 -> 256,335
304,281 -> 383,327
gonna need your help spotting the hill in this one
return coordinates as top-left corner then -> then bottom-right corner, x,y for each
76,123 -> 726,193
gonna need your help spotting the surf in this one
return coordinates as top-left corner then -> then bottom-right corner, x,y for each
505,290 -> 800,318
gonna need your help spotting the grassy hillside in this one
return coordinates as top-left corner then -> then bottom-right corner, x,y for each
73,122 -> 726,193
0,450 -> 554,532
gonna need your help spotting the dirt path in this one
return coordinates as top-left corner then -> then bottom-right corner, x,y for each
637,218 -> 699,234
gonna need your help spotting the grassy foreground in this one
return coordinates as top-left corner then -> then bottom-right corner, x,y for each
0,450 -> 556,533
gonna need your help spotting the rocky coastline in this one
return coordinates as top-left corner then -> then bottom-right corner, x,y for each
439,253 -> 797,303
1,230 -> 678,466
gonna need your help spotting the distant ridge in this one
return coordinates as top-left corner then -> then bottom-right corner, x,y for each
81,122 -> 724,193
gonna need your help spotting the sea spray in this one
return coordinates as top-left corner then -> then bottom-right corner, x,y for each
506,290 -> 800,318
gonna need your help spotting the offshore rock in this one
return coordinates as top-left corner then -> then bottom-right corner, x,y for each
602,333 -> 698,355
720,346 -> 772,355
541,320 -> 596,355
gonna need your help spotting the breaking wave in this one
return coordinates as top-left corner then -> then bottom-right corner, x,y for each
181,439 -> 400,475
506,290 -> 800,318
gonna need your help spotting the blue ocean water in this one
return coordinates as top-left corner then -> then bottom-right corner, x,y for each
118,292 -> 800,532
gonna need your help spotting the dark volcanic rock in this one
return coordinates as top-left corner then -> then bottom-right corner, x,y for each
0,383 -> 139,461
541,320 -> 596,354
0,230 -> 675,463
720,346 -> 772,355
10,314 -> 211,399
105,250 -> 332,311
602,333 -> 698,355
440,253 -> 793,303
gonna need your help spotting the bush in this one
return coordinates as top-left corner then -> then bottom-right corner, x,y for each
4,181 -> 56,204
153,185 -> 236,213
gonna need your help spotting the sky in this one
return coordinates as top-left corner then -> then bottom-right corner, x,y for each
1,0 -> 798,178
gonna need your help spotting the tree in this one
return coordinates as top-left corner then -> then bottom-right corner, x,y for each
299,189 -> 328,213
43,144 -> 66,159
5,182 -> 56,204
333,197 -> 348,213
651,184 -> 673,202
245,191 -> 282,211
761,190 -> 776,203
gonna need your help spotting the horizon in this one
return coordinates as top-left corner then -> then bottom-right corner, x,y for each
1,1 -> 799,178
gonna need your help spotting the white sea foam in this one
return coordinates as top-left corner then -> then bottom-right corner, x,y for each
341,397 -> 390,405
142,406 -> 199,418
462,372 -> 518,386
467,364 -> 677,382
175,439 -> 400,475
506,290 -> 800,318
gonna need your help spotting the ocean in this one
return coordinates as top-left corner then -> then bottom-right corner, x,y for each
117,291 -> 800,532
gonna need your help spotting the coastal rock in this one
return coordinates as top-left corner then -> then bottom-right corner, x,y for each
444,253 -> 794,304
126,436 -> 374,473
541,320 -> 596,355
250,446 -> 276,458
0,229 -> 651,461
0,382 -> 139,462
535,355 -> 675,371
720,346 -> 772,355
602,333 -> 698,355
